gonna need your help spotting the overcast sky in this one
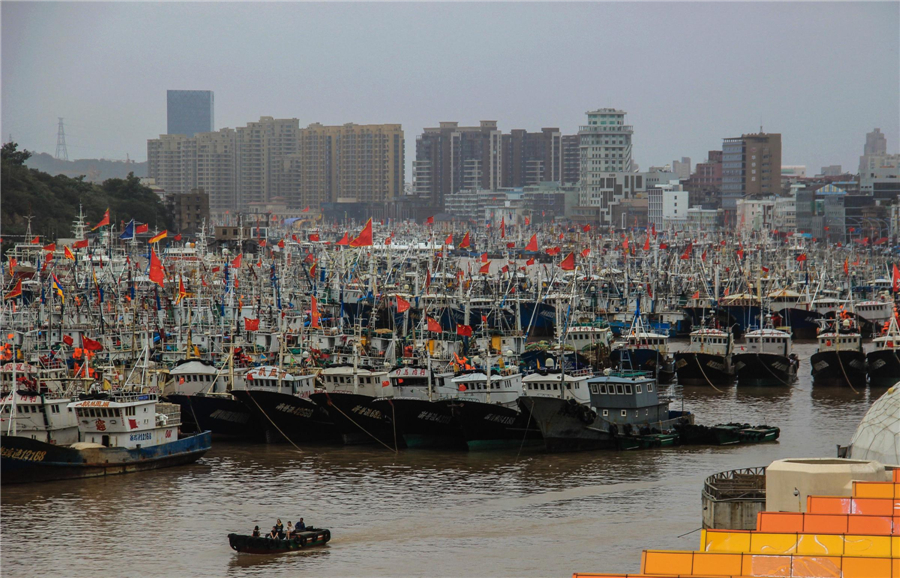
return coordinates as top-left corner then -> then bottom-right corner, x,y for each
3,2 -> 898,177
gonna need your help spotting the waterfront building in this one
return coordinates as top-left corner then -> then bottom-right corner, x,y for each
672,156 -> 691,180
165,188 -> 210,235
648,182 -> 688,229
735,197 -> 775,232
167,90 -> 214,137
502,128 -> 562,188
721,131 -> 782,225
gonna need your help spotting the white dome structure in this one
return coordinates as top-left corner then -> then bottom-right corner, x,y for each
848,386 -> 900,466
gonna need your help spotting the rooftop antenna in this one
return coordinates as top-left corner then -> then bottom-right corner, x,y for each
55,118 -> 69,161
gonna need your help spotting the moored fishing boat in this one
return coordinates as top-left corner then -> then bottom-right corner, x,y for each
733,328 -> 798,387
810,316 -> 866,387
1,392 -> 210,484
867,312 -> 900,388
674,327 -> 735,386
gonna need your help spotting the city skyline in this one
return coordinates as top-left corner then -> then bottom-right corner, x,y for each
2,2 -> 897,179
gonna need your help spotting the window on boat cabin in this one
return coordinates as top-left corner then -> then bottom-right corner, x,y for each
539,383 -> 545,390
625,385 -> 632,395
636,385 -> 642,394
553,383 -> 559,390
648,384 -> 653,392
616,384 -> 624,395
621,410 -> 627,417
599,385 -> 607,394
602,409 -> 609,417
591,384 -> 598,394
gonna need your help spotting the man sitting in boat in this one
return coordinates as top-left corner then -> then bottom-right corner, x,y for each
252,526 -> 261,538
297,518 -> 306,531
268,526 -> 280,539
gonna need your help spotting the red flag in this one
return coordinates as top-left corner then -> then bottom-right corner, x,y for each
525,217 -> 530,226
149,248 -> 165,287
692,291 -> 700,299
30,236 -> 40,244
444,233 -> 453,245
258,240 -> 267,247
647,284 -> 653,298
425,268 -> 432,289
796,254 -> 807,262
558,232 -> 564,241
244,318 -> 260,331
479,262 -> 491,274
73,239 -> 89,249
680,243 -> 693,260
91,209 -> 110,230
231,253 -> 243,268
456,324 -> 473,337
501,265 -> 509,273
396,295 -> 411,313
525,234 -> 538,252
43,243 -> 56,252
893,264 -> 900,292
62,334 -> 74,346
302,206 -> 310,213
736,249 -> 744,260
82,336 -> 104,351
843,258 -> 849,276
426,216 -> 434,225
659,243 -> 668,250
643,236 -> 650,251
278,238 -> 285,248
526,257 -> 535,266
336,232 -> 350,246
701,250 -> 707,262
310,296 -> 321,328
427,317 -> 442,332
135,223 -> 149,234
304,253 -> 315,263
349,218 -> 373,247
174,234 -> 182,241
622,238 -> 629,251
506,242 -> 515,249
500,216 -> 506,238
3,279 -> 22,301
651,223 -> 657,237
458,232 -> 471,249
582,224 -> 591,233
581,248 -> 590,258
481,252 -> 488,263
559,252 -> 576,271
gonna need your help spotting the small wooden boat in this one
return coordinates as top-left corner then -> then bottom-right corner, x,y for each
228,528 -> 331,554
738,425 -> 780,443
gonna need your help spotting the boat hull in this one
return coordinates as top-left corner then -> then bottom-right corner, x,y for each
308,392 -> 403,448
0,432 -> 211,485
228,529 -> 331,554
866,349 -> 900,388
165,393 -> 266,439
437,398 -> 541,450
375,397 -> 464,449
674,352 -> 734,386
810,350 -> 867,387
733,353 -> 797,387
230,390 -> 338,444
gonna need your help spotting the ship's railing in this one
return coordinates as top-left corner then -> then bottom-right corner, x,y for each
703,466 -> 766,501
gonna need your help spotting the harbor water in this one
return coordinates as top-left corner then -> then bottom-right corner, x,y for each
0,341 -> 881,577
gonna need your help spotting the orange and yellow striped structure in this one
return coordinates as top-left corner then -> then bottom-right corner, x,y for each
574,469 -> 900,578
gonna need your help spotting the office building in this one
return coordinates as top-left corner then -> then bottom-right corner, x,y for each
561,135 -> 581,185
502,128 -> 561,187
860,128 -> 888,173
167,90 -> 214,137
721,131 -> 782,224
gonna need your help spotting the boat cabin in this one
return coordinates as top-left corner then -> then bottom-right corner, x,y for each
234,366 -> 317,399
451,370 -> 523,405
587,372 -> 671,426
167,359 -> 231,396
68,393 -> 180,449
740,329 -> 792,357
0,390 -> 79,445
318,365 -> 393,398
522,370 -> 590,403
563,325 -> 612,351
686,329 -> 732,356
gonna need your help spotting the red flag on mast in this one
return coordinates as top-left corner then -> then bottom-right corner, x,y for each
559,252 -> 576,271
525,234 -> 538,252
349,218 -> 373,247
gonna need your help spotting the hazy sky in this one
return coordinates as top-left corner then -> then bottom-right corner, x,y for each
3,2 -> 898,178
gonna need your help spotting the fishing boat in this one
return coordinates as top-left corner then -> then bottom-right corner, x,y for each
522,369 -> 693,452
164,359 -> 265,439
674,328 -> 735,386
1,391 -> 210,484
732,328 -> 798,387
810,316 -> 866,387
867,312 -> 900,388
228,527 -> 331,554
230,365 -> 336,444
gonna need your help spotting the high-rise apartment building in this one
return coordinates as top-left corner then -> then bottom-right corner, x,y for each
561,135 -> 581,185
148,118 -> 403,214
720,132 -> 782,224
502,128 -> 561,187
577,108 -> 634,224
672,157 -> 691,180
167,90 -> 214,137
413,121 -> 502,209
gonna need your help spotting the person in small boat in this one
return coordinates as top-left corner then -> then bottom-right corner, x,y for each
268,526 -> 279,539
297,518 -> 306,531
275,519 -> 284,536
252,526 -> 261,537
286,521 -> 294,537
